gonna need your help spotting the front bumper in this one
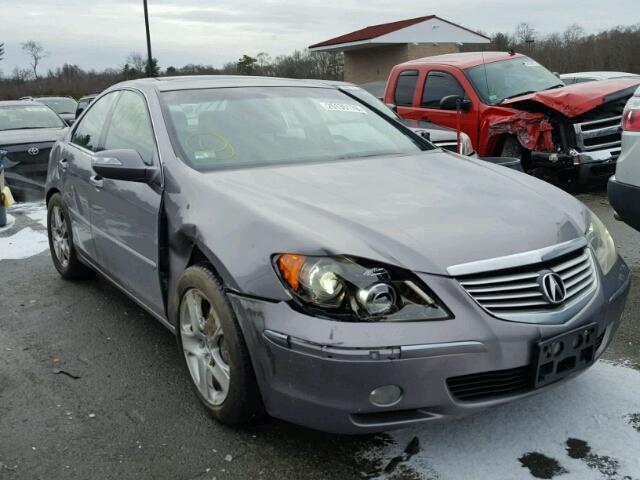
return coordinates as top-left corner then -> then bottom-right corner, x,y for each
229,258 -> 630,434
609,176 -> 640,232
530,148 -> 618,181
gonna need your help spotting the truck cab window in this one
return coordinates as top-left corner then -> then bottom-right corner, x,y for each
422,71 -> 466,108
394,70 -> 418,106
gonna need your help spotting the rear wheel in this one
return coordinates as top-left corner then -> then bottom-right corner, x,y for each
176,265 -> 263,424
47,193 -> 92,279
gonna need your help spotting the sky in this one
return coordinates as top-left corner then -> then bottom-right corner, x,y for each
0,0 -> 636,74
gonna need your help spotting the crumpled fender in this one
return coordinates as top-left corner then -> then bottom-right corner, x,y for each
482,108 -> 554,153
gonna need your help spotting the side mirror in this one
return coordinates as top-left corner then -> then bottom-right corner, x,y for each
92,149 -> 155,183
385,103 -> 398,112
439,95 -> 472,111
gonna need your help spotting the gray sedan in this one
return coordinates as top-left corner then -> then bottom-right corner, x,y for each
45,76 -> 630,434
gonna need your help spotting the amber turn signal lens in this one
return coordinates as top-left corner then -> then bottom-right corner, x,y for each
276,254 -> 307,290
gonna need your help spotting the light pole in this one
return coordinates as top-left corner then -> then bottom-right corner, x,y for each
143,0 -> 153,77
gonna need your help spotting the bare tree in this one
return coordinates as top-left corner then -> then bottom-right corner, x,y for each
563,23 -> 585,45
0,43 -> 4,62
515,22 -> 537,44
21,40 -> 49,79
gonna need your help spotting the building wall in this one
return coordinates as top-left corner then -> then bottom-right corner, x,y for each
343,43 -> 459,84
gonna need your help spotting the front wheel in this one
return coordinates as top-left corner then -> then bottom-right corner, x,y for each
176,265 -> 263,425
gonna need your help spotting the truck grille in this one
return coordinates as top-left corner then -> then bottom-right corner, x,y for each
447,365 -> 532,402
573,115 -> 622,152
458,248 -> 596,317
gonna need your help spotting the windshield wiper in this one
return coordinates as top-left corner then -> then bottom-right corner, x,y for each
546,84 -> 565,90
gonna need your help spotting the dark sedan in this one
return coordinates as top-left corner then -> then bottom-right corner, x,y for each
0,101 -> 68,200
45,76 -> 628,434
33,96 -> 78,125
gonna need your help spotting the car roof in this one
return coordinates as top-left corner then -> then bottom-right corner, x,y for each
561,71 -> 640,79
0,100 -> 50,107
108,75 -> 341,93
398,51 -> 526,70
34,96 -> 76,100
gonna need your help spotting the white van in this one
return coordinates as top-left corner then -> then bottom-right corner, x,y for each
609,86 -> 640,231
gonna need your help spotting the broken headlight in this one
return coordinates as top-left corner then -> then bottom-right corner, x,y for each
274,254 -> 451,322
586,209 -> 617,275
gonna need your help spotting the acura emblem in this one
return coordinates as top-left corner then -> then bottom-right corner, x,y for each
540,272 -> 566,304
27,147 -> 40,156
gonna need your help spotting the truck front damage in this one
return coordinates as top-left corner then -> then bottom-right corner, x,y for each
486,80 -> 640,184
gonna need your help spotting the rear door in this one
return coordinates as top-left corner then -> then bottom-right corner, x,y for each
90,89 -> 164,316
62,91 -> 119,259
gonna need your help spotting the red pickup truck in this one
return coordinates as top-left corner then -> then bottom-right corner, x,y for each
384,51 -> 640,184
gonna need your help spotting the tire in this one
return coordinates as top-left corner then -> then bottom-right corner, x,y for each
176,265 -> 264,425
47,193 -> 93,280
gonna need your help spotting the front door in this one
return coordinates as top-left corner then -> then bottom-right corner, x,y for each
412,70 -> 480,149
90,90 -> 164,316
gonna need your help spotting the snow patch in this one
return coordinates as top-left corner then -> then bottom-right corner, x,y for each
365,361 -> 640,479
0,226 -> 49,260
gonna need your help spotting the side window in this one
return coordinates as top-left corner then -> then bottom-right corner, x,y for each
71,92 -> 118,151
421,71 -> 466,108
103,91 -> 156,165
394,70 -> 419,106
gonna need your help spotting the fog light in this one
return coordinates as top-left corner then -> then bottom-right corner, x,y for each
369,385 -> 403,407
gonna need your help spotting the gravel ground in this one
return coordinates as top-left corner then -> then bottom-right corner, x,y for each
0,190 -> 638,480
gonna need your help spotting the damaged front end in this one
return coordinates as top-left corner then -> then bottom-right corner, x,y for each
487,80 -> 640,184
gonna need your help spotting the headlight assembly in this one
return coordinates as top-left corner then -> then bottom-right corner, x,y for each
274,254 -> 451,322
586,210 -> 617,275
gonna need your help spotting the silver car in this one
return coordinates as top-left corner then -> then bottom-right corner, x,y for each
45,76 -> 629,434
609,86 -> 640,231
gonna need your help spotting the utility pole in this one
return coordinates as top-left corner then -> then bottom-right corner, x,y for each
143,0 -> 153,77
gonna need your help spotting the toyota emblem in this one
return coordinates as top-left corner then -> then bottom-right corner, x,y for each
540,272 -> 566,304
27,147 -> 40,156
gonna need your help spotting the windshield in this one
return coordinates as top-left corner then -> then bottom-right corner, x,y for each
0,105 -> 66,131
36,97 -> 78,114
466,57 -> 563,105
161,87 -> 425,171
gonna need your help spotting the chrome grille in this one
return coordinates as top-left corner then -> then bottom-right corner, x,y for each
458,248 -> 596,317
573,115 -> 622,152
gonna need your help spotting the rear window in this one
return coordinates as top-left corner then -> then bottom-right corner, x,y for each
394,71 -> 418,106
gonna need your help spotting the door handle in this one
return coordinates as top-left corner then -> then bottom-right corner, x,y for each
89,175 -> 104,189
58,158 -> 68,171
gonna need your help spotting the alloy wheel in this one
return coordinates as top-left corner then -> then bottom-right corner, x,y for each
51,205 -> 70,268
179,288 -> 231,406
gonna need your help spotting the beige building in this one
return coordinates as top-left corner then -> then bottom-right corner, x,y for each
309,15 -> 489,84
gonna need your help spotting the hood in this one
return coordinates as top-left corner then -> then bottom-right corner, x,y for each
0,127 -> 67,146
501,78 -> 640,118
205,152 -> 588,275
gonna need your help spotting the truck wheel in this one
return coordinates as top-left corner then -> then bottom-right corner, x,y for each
500,136 -> 523,160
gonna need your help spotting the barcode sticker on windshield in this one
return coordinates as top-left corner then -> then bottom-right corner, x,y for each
319,102 -> 367,114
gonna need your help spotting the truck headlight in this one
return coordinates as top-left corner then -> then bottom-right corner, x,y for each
274,254 -> 451,322
586,210 -> 617,275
